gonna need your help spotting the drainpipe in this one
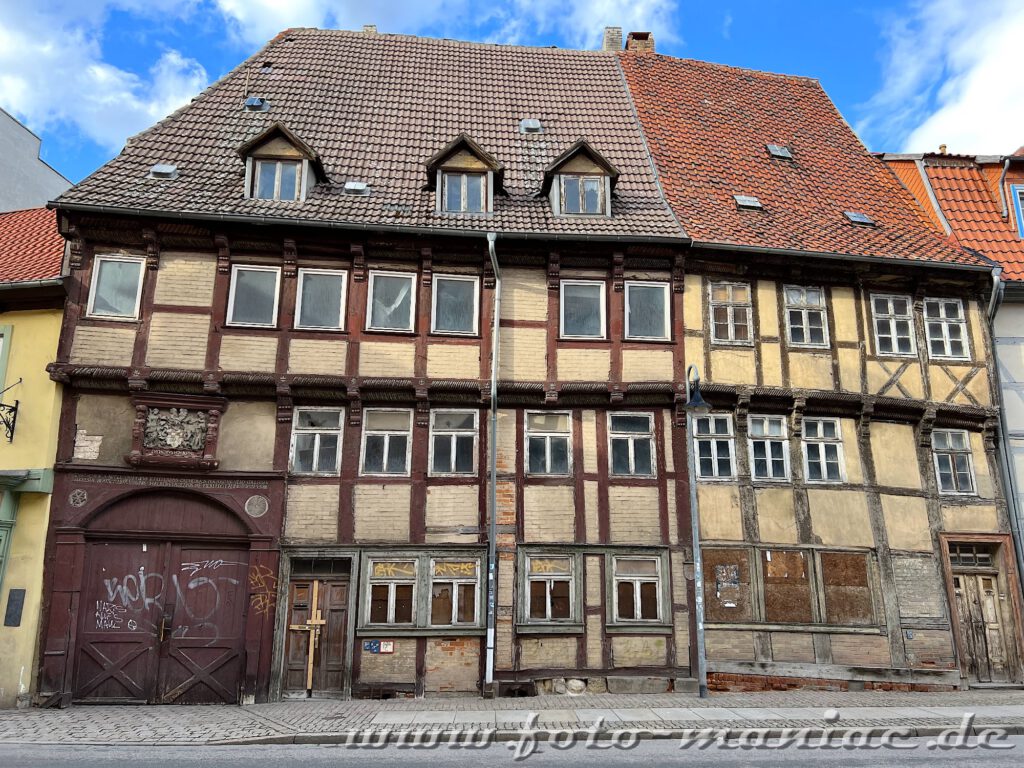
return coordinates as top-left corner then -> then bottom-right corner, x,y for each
484,232 -> 500,695
987,267 -> 1024,588
999,158 -> 1011,219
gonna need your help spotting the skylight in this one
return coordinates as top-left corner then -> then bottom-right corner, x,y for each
844,211 -> 875,225
766,144 -> 793,159
343,181 -> 370,196
244,96 -> 270,112
734,194 -> 763,210
148,163 -> 179,180
519,118 -> 543,134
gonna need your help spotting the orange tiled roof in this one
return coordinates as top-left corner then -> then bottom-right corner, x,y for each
0,208 -> 64,283
619,53 -> 986,268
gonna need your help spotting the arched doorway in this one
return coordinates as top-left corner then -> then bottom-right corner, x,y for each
72,491 -> 252,704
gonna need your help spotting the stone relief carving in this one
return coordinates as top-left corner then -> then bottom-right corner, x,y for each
143,407 -> 208,452
126,394 -> 226,470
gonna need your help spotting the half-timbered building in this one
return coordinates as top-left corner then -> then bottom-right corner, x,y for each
34,27 -> 1023,705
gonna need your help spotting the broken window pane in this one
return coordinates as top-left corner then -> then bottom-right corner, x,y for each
431,583 -> 454,624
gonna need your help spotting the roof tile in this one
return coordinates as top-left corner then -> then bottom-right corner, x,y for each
0,208 -> 64,283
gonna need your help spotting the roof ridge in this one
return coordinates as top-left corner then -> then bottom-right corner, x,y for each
289,26 -> 614,54
619,50 -> 821,84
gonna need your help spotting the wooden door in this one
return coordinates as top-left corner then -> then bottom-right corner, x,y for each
73,542 -> 166,702
157,546 -> 250,703
283,578 -> 348,696
954,573 -> 1010,683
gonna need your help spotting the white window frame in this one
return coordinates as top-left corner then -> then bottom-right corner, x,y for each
252,158 -> 303,201
429,559 -> 481,627
226,264 -> 281,328
611,556 -> 663,624
430,274 -> 480,336
442,171 -> 487,213
784,285 -> 830,349
709,281 -> 753,345
289,407 -> 344,475
359,408 -> 413,477
365,559 -> 417,626
932,429 -> 977,496
924,298 -> 970,361
428,409 -> 478,476
525,411 -> 573,476
559,279 -> 606,339
294,268 -> 347,331
870,293 -> 916,357
607,412 -> 656,477
693,414 -> 736,480
624,281 -> 671,341
558,173 -> 605,215
748,415 -> 790,481
366,270 -> 417,333
86,254 -> 146,321
802,417 -> 845,484
524,553 -> 577,624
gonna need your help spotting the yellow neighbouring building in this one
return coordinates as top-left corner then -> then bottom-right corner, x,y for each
0,208 -> 65,707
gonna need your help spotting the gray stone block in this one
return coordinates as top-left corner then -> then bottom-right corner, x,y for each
606,676 -> 671,694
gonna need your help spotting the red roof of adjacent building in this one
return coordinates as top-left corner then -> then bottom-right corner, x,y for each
0,207 -> 64,283
619,53 -> 986,268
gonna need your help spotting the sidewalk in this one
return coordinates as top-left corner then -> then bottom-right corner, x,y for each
2,689 -> 1024,746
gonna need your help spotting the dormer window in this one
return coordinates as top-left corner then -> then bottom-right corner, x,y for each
426,134 -> 503,215
254,159 -> 301,201
237,122 -> 325,203
540,138 -> 619,218
443,172 -> 486,213
560,175 -> 603,214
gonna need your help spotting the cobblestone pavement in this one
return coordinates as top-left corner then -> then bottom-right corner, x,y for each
2,690 -> 1024,746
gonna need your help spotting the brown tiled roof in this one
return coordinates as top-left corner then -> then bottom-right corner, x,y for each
619,53 -> 987,268
55,29 -> 681,240
0,208 -> 64,282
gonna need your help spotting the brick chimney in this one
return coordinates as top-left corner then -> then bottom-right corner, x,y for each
602,26 -> 623,51
625,31 -> 655,52
362,24 -> 377,34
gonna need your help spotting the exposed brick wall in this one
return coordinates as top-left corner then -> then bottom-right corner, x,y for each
611,635 -> 666,667
520,636 -> 576,668
153,252 -> 216,306
608,486 -> 660,543
359,637 -> 417,682
146,312 -> 209,369
709,672 -> 956,693
892,556 -> 946,619
522,485 -> 574,541
622,349 -> 673,381
426,343 -> 479,379
905,629 -> 956,669
219,335 -> 278,372
830,634 -> 892,667
359,340 -> 414,378
495,410 -> 517,473
70,326 -> 135,366
557,348 -> 610,381
424,485 -> 478,543
424,638 -> 481,693
706,629 -> 756,661
284,484 -> 340,541
499,327 -> 546,380
288,338 -> 347,375
353,484 -> 411,542
770,632 -> 815,662
500,269 -> 547,321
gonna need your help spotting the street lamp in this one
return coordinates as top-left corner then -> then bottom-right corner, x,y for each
683,364 -> 710,698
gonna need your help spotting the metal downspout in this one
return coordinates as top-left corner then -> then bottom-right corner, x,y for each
484,232 -> 500,694
987,267 -> 1024,590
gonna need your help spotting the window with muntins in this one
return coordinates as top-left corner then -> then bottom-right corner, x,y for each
430,410 -> 477,475
932,429 -> 975,494
443,172 -> 485,213
253,159 -> 300,201
710,282 -> 752,343
560,280 -> 605,338
367,559 -> 416,625
560,174 -> 603,214
367,271 -> 415,332
749,415 -> 789,480
290,408 -> 343,474
924,298 -> 969,360
430,560 -> 479,626
871,294 -> 915,355
526,412 -> 571,475
802,418 -> 844,482
227,265 -> 280,327
87,255 -> 145,320
694,415 -> 735,479
295,269 -> 346,330
526,555 -> 574,622
431,275 -> 479,335
624,281 -> 670,340
360,409 -> 412,475
608,413 -> 655,476
612,557 -> 661,622
784,285 -> 828,347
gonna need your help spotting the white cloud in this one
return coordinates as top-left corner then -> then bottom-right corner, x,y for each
861,0 -> 1024,155
0,2 -> 208,152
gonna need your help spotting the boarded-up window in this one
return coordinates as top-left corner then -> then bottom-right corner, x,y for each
703,549 -> 753,622
821,552 -> 874,625
762,550 -> 813,623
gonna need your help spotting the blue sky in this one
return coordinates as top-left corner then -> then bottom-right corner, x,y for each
2,0 -> 1022,183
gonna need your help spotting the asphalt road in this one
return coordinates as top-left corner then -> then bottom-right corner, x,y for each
1,737 -> 1023,767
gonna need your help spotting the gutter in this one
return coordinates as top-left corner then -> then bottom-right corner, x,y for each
985,266 -> 1024,599
484,231 -> 500,696
0,277 -> 65,292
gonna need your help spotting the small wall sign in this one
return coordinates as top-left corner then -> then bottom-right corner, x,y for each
363,639 -> 395,654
